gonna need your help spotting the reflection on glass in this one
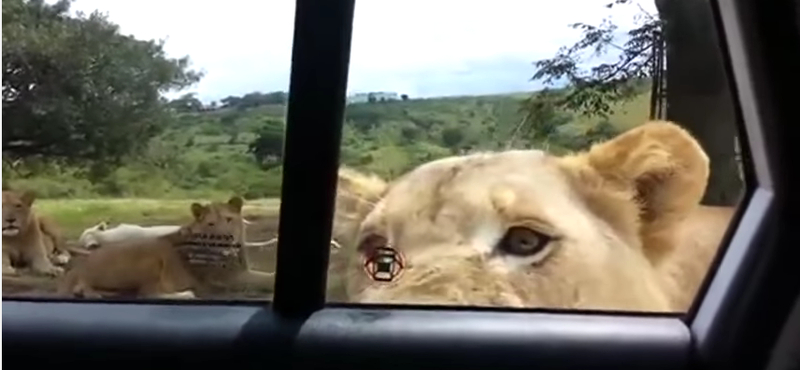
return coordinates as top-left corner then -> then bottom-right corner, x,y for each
326,0 -> 744,313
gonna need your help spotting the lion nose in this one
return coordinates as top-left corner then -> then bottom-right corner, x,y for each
5,217 -> 16,223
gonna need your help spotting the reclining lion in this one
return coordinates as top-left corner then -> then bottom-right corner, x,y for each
333,120 -> 736,312
76,218 -> 266,250
58,196 -> 276,299
2,190 -> 71,277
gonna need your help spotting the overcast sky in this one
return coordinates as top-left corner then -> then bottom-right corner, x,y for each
66,0 -> 657,103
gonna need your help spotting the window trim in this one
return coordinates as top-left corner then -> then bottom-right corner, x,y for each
4,300 -> 691,369
689,0 -> 800,369
4,0 -> 800,369
271,0 -> 356,319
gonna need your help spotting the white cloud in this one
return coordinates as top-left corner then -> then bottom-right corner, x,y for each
66,0 -> 657,102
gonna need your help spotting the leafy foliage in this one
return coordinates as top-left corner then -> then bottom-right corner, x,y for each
220,91 -> 287,110
440,126 -> 465,150
249,119 -> 285,170
3,89 -> 652,199
168,93 -> 205,113
526,0 -> 659,118
549,120 -> 621,152
518,90 -> 573,142
2,0 -> 202,166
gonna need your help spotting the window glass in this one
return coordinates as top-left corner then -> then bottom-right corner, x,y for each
328,0 -> 746,314
2,0 -> 746,311
2,0 -> 291,301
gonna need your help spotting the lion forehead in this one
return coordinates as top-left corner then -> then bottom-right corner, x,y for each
2,192 -> 23,206
378,151 -> 572,216
2,192 -> 30,215
363,150 -> 592,246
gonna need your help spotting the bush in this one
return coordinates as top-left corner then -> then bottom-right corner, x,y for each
242,167 -> 283,199
10,176 -> 95,198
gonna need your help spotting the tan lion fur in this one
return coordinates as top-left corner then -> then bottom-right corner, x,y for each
57,196 -> 275,299
2,190 -> 71,277
332,120 -> 735,312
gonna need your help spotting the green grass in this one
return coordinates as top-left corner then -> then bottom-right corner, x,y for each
36,198 -> 281,240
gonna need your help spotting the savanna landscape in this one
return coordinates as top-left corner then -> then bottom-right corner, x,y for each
3,83 -> 654,300
3,0 -> 743,307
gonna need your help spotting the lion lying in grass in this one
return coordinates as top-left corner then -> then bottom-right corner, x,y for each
58,196 -> 276,299
2,190 -> 72,277
333,120 -> 735,312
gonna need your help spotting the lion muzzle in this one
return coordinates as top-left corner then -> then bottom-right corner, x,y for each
175,233 -> 245,270
2,223 -> 20,237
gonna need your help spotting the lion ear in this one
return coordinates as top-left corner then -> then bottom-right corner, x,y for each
334,167 -> 388,249
20,190 -> 36,207
227,195 -> 244,213
579,121 -> 710,261
190,203 -> 207,220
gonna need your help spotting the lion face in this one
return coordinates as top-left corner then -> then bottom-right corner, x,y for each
336,121 -> 711,312
78,221 -> 108,249
185,196 -> 246,243
2,190 -> 35,237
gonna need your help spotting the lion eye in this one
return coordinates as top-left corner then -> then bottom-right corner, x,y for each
226,217 -> 233,223
498,226 -> 551,257
357,234 -> 388,254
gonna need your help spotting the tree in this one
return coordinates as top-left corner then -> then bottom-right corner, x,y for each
400,126 -> 420,143
249,119 -> 285,170
344,104 -> 382,132
527,1 -> 658,118
263,91 -> 288,105
518,90 -> 572,142
441,126 -> 465,150
549,120 -> 621,152
2,0 -> 203,166
220,95 -> 243,109
220,111 -> 241,142
168,93 -> 204,113
525,0 -> 742,205
143,138 -> 182,171
218,91 -> 288,110
401,94 -> 409,101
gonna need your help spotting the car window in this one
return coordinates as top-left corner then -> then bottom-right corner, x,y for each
327,0 -> 745,315
3,0 -> 746,316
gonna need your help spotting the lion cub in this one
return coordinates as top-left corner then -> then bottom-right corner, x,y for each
2,190 -> 70,277
58,196 -> 276,299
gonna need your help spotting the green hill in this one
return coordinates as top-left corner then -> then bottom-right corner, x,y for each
4,89 -> 653,200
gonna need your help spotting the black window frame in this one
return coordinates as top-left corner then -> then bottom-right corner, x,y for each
4,0 -> 800,369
